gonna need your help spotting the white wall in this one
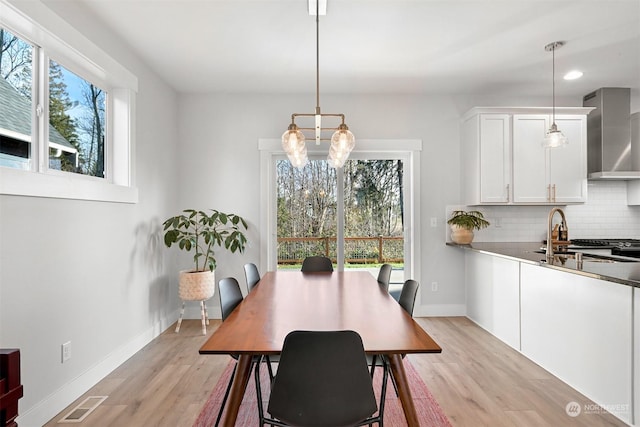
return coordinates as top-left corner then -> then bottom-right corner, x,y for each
2,2 -> 639,424
0,2 -> 180,425
176,91 -> 640,316
177,93 -> 589,315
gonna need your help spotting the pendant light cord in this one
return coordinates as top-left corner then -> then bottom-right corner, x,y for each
552,44 -> 556,125
315,1 -> 320,112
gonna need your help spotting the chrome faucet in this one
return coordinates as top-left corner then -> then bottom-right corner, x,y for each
546,207 -> 567,260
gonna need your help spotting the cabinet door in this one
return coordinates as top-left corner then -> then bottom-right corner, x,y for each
520,264 -> 633,424
479,115 -> 511,203
465,251 -> 520,349
549,115 -> 587,203
635,289 -> 640,425
512,115 -> 549,203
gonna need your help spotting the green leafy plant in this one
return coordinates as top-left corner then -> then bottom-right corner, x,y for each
163,209 -> 248,272
447,210 -> 490,231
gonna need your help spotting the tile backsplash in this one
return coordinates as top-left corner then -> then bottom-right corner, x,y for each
447,181 -> 640,243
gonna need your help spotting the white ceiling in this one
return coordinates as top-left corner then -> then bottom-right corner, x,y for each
50,0 -> 640,98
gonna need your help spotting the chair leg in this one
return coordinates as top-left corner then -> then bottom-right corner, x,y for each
215,363 -> 237,427
200,301 -> 207,335
255,356 -> 266,426
378,356 -> 390,427
265,355 -> 274,384
370,354 -> 378,378
175,301 -> 186,333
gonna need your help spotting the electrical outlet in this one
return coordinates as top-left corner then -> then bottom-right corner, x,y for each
430,217 -> 437,227
431,281 -> 438,291
62,341 -> 71,363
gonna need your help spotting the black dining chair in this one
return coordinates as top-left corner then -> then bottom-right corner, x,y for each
256,330 -> 385,427
370,279 -> 420,398
376,264 -> 393,292
398,279 -> 419,316
243,262 -> 261,292
215,277 -> 271,427
301,256 -> 334,272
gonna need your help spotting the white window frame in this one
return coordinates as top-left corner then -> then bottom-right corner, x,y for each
0,0 -> 138,203
259,138 -> 422,284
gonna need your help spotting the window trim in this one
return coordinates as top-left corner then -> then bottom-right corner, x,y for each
0,0 -> 138,203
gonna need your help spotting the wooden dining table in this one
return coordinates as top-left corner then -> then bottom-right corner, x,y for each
199,270 -> 442,426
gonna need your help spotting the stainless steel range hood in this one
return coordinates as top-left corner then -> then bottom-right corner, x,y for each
583,87 -> 640,180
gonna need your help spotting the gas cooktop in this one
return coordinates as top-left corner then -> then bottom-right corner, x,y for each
571,238 -> 640,248
571,239 -> 640,258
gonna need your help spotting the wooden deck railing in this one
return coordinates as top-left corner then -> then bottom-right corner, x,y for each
277,236 -> 404,264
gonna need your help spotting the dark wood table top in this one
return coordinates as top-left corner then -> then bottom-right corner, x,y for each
199,270 -> 442,427
199,270 -> 441,355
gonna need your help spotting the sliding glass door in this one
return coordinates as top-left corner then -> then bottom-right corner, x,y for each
276,159 -> 338,268
260,138 -> 421,290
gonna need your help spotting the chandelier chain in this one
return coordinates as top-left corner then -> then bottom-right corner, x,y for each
316,2 -> 320,111
552,43 -> 555,124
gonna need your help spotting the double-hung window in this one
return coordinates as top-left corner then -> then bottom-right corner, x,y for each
0,1 -> 138,202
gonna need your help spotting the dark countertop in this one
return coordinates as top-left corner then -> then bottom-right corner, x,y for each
447,241 -> 640,288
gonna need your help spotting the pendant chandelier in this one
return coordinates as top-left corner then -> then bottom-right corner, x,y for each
281,1 -> 355,169
542,41 -> 568,148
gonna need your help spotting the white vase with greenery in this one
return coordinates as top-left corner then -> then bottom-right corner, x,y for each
163,209 -> 248,333
447,210 -> 490,244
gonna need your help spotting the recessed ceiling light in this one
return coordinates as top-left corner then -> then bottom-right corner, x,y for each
564,70 -> 583,80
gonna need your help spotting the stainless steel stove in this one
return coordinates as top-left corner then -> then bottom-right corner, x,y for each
571,239 -> 640,257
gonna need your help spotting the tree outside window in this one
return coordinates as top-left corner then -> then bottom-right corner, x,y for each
0,27 -> 106,178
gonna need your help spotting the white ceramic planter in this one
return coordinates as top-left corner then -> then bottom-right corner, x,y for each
178,270 -> 216,301
450,225 -> 474,244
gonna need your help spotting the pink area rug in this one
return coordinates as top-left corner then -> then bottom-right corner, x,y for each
194,357 -> 452,427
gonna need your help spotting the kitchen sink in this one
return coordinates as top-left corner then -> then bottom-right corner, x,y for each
529,250 -> 627,263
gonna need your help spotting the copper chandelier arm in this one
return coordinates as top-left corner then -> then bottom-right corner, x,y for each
296,127 -> 340,132
291,112 -> 346,121
297,136 -> 335,142
281,1 -> 355,169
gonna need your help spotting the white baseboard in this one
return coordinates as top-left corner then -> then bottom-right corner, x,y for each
17,311 -> 178,427
414,303 -> 466,317
16,302 -> 459,426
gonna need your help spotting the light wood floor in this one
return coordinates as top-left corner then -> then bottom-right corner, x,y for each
44,317 -> 628,426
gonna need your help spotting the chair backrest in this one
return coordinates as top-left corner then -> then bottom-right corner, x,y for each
301,256 -> 334,272
243,263 -> 260,292
398,279 -> 419,316
267,330 -> 377,427
376,263 -> 392,291
218,277 -> 243,321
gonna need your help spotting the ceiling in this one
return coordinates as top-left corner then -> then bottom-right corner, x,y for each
48,0 -> 640,98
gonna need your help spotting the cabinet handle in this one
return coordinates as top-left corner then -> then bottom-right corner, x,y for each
547,184 -> 551,202
506,184 -> 510,203
553,184 -> 556,202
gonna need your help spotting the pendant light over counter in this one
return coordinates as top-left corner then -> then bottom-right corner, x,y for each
542,41 -> 568,148
281,0 -> 355,169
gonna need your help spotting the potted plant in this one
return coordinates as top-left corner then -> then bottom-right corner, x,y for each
447,210 -> 490,244
163,209 -> 248,330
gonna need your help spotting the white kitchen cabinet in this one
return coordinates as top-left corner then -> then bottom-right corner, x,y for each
462,114 -> 511,204
465,251 -> 520,349
635,288 -> 639,426
512,114 -> 587,203
520,263 -> 633,424
462,107 -> 590,205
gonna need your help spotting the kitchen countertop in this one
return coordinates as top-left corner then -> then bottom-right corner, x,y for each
447,241 -> 640,288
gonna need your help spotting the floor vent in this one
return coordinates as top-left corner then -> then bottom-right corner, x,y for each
58,396 -> 108,423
